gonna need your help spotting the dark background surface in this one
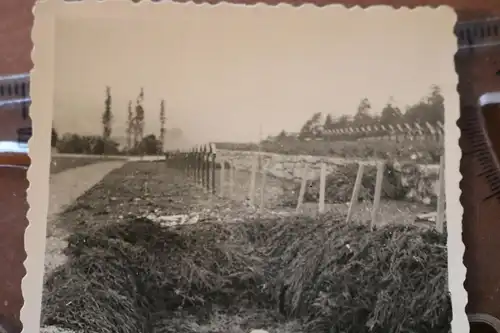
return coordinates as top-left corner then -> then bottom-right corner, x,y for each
0,0 -> 499,332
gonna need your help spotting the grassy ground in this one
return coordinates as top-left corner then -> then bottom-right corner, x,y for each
211,168 -> 435,228
41,162 -> 450,333
216,137 -> 443,164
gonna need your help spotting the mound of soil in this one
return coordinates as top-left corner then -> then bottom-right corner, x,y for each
42,213 -> 449,333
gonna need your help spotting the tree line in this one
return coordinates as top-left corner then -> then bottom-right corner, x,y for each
52,87 -> 181,155
286,85 -> 444,140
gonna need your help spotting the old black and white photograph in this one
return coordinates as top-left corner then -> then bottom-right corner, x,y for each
38,3 -> 460,333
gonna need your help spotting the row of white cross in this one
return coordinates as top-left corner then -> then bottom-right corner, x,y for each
298,120 -> 445,137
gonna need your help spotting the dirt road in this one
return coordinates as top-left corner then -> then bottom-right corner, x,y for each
44,161 -> 126,275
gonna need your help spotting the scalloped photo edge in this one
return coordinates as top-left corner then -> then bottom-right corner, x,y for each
27,2 -> 463,333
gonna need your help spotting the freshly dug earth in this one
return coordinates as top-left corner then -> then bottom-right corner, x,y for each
41,163 -> 450,333
282,162 -> 438,208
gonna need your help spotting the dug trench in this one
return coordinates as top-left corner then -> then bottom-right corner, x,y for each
41,162 -> 451,333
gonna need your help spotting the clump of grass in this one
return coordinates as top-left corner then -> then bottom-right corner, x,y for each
42,243 -> 149,333
260,215 -> 450,333
42,213 -> 450,333
42,218 -> 270,333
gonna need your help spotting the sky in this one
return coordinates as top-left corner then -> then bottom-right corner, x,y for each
52,3 -> 457,145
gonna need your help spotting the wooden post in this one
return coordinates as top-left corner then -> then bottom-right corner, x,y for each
296,164 -> 309,213
197,145 -> 201,186
219,158 -> 225,197
206,144 -> 212,193
318,162 -> 326,214
184,150 -> 189,175
248,154 -> 258,205
181,150 -> 184,173
193,146 -> 198,184
201,145 -> 206,188
229,163 -> 235,198
370,161 -> 385,229
191,148 -> 195,179
436,155 -> 445,233
259,161 -> 269,213
196,146 -> 201,185
211,143 -> 217,195
346,163 -> 364,224
187,148 -> 191,178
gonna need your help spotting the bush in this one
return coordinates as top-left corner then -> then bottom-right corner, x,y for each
56,134 -> 120,155
127,134 -> 164,156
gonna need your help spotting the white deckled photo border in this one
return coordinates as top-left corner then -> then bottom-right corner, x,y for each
26,2 -> 465,333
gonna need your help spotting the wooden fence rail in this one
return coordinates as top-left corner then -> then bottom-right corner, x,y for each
165,143 -> 218,195
165,144 -> 446,233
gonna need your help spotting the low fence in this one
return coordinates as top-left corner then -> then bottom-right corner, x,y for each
165,144 -> 446,233
165,144 -> 217,194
